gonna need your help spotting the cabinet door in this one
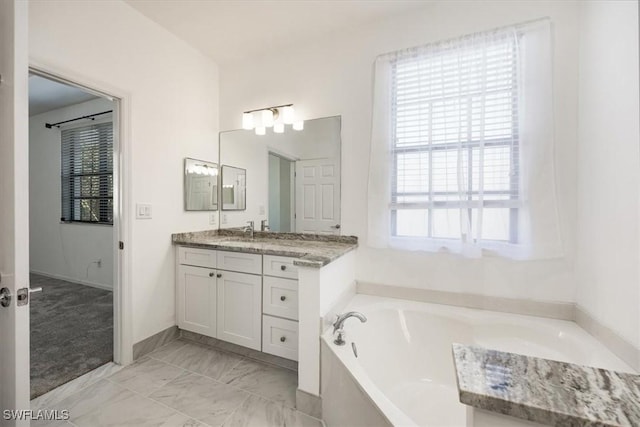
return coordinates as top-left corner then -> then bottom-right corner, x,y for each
177,265 -> 217,337
216,271 -> 262,350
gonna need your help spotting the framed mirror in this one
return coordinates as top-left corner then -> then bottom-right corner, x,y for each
219,115 -> 341,234
184,158 -> 218,211
221,165 -> 247,211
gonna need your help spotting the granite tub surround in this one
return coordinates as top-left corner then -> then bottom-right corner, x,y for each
171,228 -> 358,267
452,343 -> 640,427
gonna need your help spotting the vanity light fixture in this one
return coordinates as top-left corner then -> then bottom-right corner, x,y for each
241,104 -> 304,135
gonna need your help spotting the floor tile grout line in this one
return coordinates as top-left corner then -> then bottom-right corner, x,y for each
103,377 -> 214,427
146,359 -> 299,411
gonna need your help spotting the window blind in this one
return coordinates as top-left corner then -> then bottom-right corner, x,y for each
61,122 -> 114,224
391,33 -> 519,242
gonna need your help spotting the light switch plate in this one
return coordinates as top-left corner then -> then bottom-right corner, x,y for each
136,203 -> 152,219
221,213 -> 228,224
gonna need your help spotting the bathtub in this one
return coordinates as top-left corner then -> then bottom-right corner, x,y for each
320,294 -> 635,427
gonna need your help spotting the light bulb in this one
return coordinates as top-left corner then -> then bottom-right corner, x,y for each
282,106 -> 295,124
242,112 -> 254,130
293,120 -> 304,131
273,122 -> 284,133
262,109 -> 274,127
255,126 -> 266,136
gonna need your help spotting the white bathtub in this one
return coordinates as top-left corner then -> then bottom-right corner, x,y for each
321,295 -> 635,427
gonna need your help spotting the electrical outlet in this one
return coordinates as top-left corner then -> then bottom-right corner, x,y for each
222,213 -> 228,224
258,205 -> 265,215
209,212 -> 217,225
136,203 -> 152,219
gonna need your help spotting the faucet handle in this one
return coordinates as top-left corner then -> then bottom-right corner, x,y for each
247,220 -> 254,228
333,328 -> 346,346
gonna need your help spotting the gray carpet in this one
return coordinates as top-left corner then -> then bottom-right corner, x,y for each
30,273 -> 113,399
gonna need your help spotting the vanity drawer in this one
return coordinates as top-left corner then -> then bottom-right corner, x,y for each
263,276 -> 298,321
178,246 -> 217,268
262,315 -> 298,361
263,255 -> 299,279
216,250 -> 262,275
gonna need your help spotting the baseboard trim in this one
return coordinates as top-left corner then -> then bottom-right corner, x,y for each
30,270 -> 113,292
357,281 -> 575,321
180,329 -> 298,371
575,305 -> 640,372
133,325 -> 179,360
296,388 -> 322,419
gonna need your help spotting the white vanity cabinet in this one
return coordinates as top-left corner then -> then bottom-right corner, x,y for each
176,246 -> 262,351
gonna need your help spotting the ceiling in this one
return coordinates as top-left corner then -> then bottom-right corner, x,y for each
29,75 -> 99,116
124,0 -> 432,64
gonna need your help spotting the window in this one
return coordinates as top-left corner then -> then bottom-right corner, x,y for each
391,34 -> 519,243
61,122 -> 114,224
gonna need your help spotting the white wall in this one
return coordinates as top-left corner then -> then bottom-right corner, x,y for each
29,97 -> 115,290
576,1 -> 640,348
219,1 -> 580,303
29,0 -> 219,343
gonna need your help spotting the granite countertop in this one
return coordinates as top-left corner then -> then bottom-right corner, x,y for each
452,343 -> 640,427
171,229 -> 357,268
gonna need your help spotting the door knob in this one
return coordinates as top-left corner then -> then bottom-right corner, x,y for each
280,336 -> 286,342
17,287 -> 43,306
280,265 -> 287,271
280,295 -> 286,301
0,287 -> 11,308
217,273 -> 222,278
330,224 -> 341,229
209,272 -> 215,277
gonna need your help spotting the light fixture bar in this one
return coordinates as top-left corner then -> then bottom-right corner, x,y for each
243,103 -> 293,114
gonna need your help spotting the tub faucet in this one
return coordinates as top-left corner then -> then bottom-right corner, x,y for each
333,311 -> 367,346
261,219 -> 270,232
244,221 -> 254,238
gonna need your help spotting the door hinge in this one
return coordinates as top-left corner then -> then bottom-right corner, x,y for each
119,241 -> 124,250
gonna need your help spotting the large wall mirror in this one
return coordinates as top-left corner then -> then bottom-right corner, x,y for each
184,158 -> 218,211
219,115 -> 341,234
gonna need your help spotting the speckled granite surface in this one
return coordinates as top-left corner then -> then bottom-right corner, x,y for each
452,343 -> 640,427
171,229 -> 357,268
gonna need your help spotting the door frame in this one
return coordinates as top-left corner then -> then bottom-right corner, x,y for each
28,63 -> 133,365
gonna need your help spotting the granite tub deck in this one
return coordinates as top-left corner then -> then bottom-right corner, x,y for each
452,343 -> 640,427
171,229 -> 358,267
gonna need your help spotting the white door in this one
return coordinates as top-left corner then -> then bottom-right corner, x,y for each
0,0 -> 30,424
295,158 -> 341,234
177,265 -> 217,338
216,271 -> 262,351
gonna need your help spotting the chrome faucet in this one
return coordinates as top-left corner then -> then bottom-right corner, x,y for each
244,221 -> 255,238
333,311 -> 367,346
261,219 -> 270,232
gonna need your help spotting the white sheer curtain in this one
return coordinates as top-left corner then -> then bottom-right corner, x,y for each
367,19 -> 563,260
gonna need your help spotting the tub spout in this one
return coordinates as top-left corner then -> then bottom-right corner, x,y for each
333,311 -> 367,346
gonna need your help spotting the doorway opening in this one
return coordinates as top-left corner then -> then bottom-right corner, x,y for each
268,152 -> 295,232
28,71 -> 120,399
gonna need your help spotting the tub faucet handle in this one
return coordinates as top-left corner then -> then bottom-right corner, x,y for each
334,328 -> 346,346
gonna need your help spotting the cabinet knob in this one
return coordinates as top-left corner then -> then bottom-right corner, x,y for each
280,265 -> 287,271
209,272 -> 215,277
280,336 -> 286,343
216,273 -> 222,278
280,295 -> 286,301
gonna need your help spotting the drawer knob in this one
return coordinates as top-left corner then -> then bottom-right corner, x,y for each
280,265 -> 287,271
216,273 -> 222,278
280,295 -> 286,301
209,272 -> 215,277
280,336 -> 286,343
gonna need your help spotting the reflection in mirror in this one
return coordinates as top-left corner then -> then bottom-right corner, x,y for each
219,116 -> 341,234
184,158 -> 218,211
221,165 -> 247,210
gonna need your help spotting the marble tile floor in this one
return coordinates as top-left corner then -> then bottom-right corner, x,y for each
32,339 -> 324,427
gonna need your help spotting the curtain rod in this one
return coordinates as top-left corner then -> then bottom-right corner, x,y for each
45,110 -> 113,129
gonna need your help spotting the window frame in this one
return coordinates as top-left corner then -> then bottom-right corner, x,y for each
60,119 -> 114,226
389,37 -> 520,244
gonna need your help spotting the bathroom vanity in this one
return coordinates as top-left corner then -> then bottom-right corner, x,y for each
172,229 -> 357,370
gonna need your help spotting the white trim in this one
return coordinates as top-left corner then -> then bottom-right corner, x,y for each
29,270 -> 113,292
28,61 -> 134,366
